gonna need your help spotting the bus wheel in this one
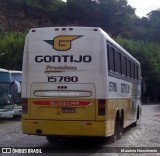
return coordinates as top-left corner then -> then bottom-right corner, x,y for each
116,117 -> 123,140
110,116 -> 122,142
46,136 -> 59,143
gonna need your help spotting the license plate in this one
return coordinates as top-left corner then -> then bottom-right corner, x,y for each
61,107 -> 76,113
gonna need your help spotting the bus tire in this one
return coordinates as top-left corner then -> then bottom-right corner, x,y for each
116,117 -> 123,140
110,114 -> 122,142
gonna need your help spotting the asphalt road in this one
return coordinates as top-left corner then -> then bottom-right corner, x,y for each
0,104 -> 160,156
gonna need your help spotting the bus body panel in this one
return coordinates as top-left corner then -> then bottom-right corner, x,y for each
22,120 -> 106,137
107,75 -> 141,125
22,27 -> 141,137
23,27 -> 107,99
22,98 -> 139,136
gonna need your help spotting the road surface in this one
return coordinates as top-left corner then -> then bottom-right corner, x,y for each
0,104 -> 160,155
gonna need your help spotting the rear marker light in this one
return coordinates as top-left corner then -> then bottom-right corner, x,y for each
86,123 -> 92,125
22,98 -> 28,114
98,99 -> 106,116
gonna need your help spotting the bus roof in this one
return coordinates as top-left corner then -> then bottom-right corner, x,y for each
9,70 -> 22,74
0,68 -> 9,73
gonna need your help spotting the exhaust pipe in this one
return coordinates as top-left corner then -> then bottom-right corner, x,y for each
36,129 -> 42,134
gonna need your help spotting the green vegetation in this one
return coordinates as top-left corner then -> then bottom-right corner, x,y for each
0,33 -> 25,70
14,0 -> 65,12
0,0 -> 160,101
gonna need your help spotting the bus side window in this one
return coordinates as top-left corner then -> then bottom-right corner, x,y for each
121,55 -> 127,76
133,63 -> 136,79
108,45 -> 115,72
125,57 -> 127,76
127,59 -> 131,78
115,51 -> 122,74
131,62 -> 135,79
112,47 -> 116,72
107,44 -> 111,71
135,65 -> 138,80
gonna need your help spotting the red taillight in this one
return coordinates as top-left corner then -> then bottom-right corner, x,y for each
22,98 -> 28,114
98,99 -> 106,116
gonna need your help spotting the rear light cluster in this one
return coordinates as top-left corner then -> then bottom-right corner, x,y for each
98,99 -> 106,116
55,28 -> 73,31
22,98 -> 28,114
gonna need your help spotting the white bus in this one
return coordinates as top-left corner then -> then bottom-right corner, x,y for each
22,27 -> 141,142
10,70 -> 22,116
0,68 -> 14,118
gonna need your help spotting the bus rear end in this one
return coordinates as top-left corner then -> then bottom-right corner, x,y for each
22,27 -> 107,137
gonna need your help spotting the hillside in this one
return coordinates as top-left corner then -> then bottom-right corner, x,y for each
0,0 -> 64,32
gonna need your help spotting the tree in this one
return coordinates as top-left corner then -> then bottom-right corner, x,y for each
0,33 -> 25,70
66,0 -> 136,36
147,9 -> 160,42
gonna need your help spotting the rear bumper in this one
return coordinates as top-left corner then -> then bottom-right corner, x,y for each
0,111 -> 14,118
22,120 -> 107,137
14,107 -> 22,116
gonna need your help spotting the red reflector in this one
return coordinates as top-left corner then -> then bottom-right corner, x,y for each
33,101 -> 92,107
98,99 -> 106,116
86,123 -> 92,125
22,98 -> 28,114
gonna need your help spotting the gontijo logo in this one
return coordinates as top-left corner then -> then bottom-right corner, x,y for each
44,35 -> 83,51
